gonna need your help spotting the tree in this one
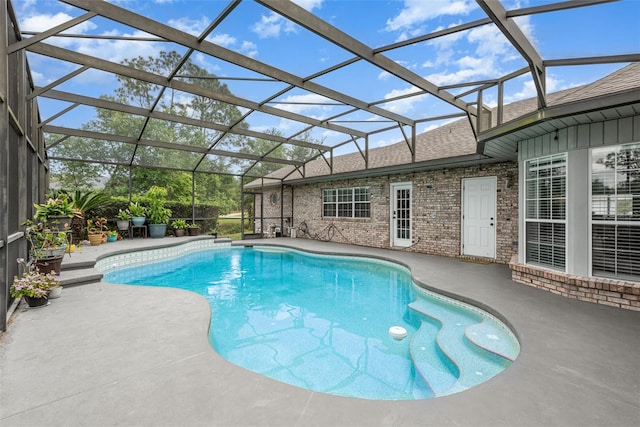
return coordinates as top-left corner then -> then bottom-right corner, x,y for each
52,51 -> 249,211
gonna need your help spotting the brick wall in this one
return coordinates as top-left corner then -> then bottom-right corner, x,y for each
289,161 -> 518,264
510,257 -> 640,311
253,188 -> 293,235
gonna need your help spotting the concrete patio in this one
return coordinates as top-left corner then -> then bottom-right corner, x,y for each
1,236 -> 638,426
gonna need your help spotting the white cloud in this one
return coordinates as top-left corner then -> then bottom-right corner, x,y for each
380,86 -> 424,114
29,70 -> 47,86
426,23 -> 467,50
20,12 -> 97,45
417,21 -> 519,87
422,56 -> 501,90
418,118 -> 458,134
467,24 -> 510,57
504,74 -> 563,103
251,12 -> 297,39
209,33 -> 236,48
192,52 -> 221,72
385,0 -> 477,32
168,16 -> 209,37
73,29 -> 161,64
240,41 -> 258,58
275,93 -> 335,115
292,0 -> 323,11
250,0 -> 323,40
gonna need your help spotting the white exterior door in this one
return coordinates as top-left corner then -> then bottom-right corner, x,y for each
462,177 -> 497,258
391,182 -> 412,247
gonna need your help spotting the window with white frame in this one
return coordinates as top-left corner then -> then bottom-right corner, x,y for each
525,154 -> 567,270
591,142 -> 640,279
323,187 -> 370,218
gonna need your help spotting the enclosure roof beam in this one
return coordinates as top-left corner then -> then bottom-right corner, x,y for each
42,125 -> 305,167
60,0 -> 414,127
506,0 -> 617,17
258,0 -> 478,118
544,54 -> 640,67
26,42 -> 368,140
8,11 -> 97,54
477,0 -> 546,108
39,89 -> 326,152
47,155 -> 251,177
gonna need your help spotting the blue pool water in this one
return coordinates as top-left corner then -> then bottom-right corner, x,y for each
102,246 -> 519,400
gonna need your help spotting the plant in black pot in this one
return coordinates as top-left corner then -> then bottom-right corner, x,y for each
11,259 -> 59,308
146,186 -> 172,239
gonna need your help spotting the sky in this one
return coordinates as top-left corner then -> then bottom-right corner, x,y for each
14,0 -> 640,154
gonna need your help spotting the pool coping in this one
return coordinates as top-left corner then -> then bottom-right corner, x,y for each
2,237 -> 639,426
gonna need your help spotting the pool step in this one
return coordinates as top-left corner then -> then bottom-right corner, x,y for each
408,295 -> 515,396
58,258 -> 103,287
464,320 -> 519,362
408,317 -> 459,396
58,267 -> 103,287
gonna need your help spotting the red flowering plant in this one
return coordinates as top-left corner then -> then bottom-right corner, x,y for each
10,258 -> 59,299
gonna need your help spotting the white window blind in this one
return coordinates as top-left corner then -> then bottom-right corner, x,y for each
525,154 -> 567,270
592,143 -> 640,279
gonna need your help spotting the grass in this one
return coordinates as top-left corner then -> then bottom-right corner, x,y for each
217,217 -> 253,240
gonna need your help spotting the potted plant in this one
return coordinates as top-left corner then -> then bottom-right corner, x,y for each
171,219 -> 187,237
59,189 -> 111,242
11,258 -> 59,307
146,186 -> 172,239
128,202 -> 147,226
209,227 -> 218,239
115,209 -> 130,231
23,220 -> 69,275
106,230 -> 119,242
87,217 -> 108,246
33,197 -> 74,230
187,222 -> 201,236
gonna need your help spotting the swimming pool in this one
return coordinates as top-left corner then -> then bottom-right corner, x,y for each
101,245 -> 519,400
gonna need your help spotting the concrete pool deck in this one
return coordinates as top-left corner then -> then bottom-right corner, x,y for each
1,236 -> 639,426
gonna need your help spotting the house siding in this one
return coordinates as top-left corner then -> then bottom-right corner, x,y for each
513,115 -> 640,307
289,161 -> 518,264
